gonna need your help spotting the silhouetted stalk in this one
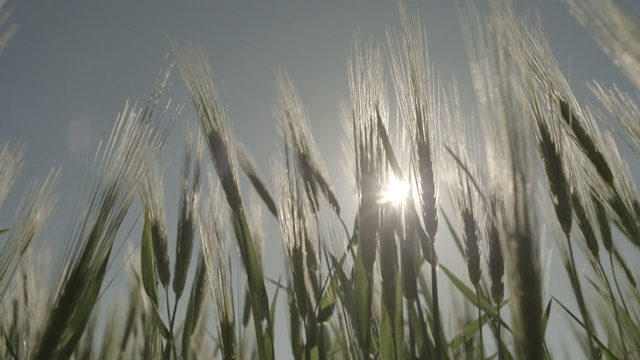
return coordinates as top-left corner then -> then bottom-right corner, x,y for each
432,259 -> 442,360
596,259 -> 627,359
610,252 -> 631,317
163,290 -> 179,360
476,288 -> 484,358
415,289 -> 431,358
609,252 -> 630,359
409,298 -> 416,360
566,233 -> 597,358
497,308 -> 503,360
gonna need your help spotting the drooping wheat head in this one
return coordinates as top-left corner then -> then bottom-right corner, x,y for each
199,179 -> 237,360
276,71 -> 340,216
33,69 -> 173,359
0,0 -> 19,57
140,160 -> 171,289
0,168 -> 59,303
0,141 -> 24,211
174,43 -> 273,358
173,121 -> 203,299
273,155 -> 312,321
348,36 -> 386,275
462,3 -> 545,358
565,0 -> 640,92
442,84 -> 482,290
237,143 -> 279,219
387,2 -> 441,254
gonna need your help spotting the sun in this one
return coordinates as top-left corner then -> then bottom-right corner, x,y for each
380,175 -> 410,206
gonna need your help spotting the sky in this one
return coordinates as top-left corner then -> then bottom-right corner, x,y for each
1,0 -> 640,358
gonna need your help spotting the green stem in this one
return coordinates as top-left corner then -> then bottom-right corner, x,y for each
165,291 -> 180,360
601,255 -> 628,359
610,252 -> 631,319
415,293 -> 431,358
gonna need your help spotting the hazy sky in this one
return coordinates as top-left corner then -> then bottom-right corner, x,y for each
1,0 -> 640,358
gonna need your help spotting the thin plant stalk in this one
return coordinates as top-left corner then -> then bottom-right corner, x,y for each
565,233 -> 597,356
610,252 -> 631,321
497,307 -> 503,360
594,258 -> 627,359
432,260 -> 442,360
476,288 -> 484,358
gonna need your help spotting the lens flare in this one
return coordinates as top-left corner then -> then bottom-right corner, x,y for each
380,175 -> 410,206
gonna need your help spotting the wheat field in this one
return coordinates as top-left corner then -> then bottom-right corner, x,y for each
2,0 -> 640,359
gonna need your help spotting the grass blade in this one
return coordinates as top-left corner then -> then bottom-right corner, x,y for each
237,144 -> 278,218
140,208 -> 158,306
448,312 -> 491,350
553,297 -> 618,360
353,246 -> 373,358
181,254 -> 207,360
441,265 -> 510,331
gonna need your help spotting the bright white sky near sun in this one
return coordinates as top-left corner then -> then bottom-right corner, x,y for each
1,0 -> 640,358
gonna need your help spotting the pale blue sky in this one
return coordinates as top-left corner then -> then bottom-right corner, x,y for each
1,0 -> 639,358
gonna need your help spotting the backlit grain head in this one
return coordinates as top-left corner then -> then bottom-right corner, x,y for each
592,192 -> 613,254
273,155 -> 311,319
0,168 -> 59,303
173,122 -> 203,298
34,73 -> 173,358
140,161 -> 171,288
566,0 -> 640,92
199,182 -> 237,360
0,1 -> 19,57
387,2 -> 441,247
173,42 -> 243,215
529,88 -> 572,236
237,143 -> 278,218
461,2 -> 545,357
275,71 -> 339,215
348,35 -> 386,273
0,141 -> 25,210
441,83 -> 482,289
571,191 -> 600,259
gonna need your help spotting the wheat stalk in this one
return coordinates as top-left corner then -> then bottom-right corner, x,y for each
140,161 -> 171,289
173,122 -> 203,300
199,180 -> 237,360
33,80 -> 172,359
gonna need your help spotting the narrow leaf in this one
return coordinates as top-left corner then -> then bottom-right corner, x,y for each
541,299 -> 552,337
448,312 -> 491,349
552,297 -> 618,360
141,210 -> 158,306
182,255 -> 207,360
317,288 -> 335,324
441,265 -> 510,331
312,166 -> 341,215
151,301 -> 170,340
270,276 -> 282,332
353,244 -> 374,358
237,145 -> 278,218
3,330 -> 18,359
376,106 -> 403,179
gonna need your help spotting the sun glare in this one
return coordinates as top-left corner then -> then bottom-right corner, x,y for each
380,175 -> 410,206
